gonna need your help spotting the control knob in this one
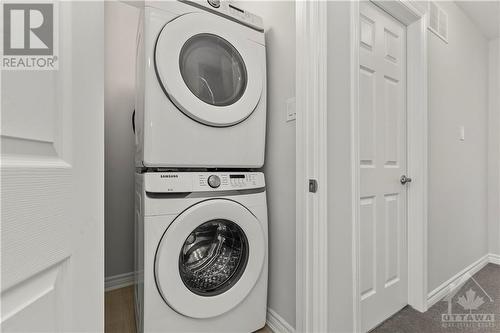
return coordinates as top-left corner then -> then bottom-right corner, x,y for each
207,0 -> 220,8
207,175 -> 221,188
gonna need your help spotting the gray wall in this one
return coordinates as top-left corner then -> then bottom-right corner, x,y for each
235,1 -> 297,327
488,37 -> 500,256
427,1 -> 490,291
326,2 -> 357,332
105,1 -> 139,278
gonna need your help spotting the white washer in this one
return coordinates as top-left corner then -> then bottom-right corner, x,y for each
135,1 -> 267,168
135,172 -> 268,333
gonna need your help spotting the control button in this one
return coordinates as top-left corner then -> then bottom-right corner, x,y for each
207,0 -> 220,8
208,175 -> 221,188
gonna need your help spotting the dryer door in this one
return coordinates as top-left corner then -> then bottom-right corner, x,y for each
155,12 -> 263,127
154,199 -> 265,318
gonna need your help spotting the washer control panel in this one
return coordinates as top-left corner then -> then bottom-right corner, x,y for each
144,172 -> 265,193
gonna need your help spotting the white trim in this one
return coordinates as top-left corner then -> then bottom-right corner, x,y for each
295,1 -> 329,332
351,1 -> 429,331
266,308 -> 294,333
489,253 -> 500,265
427,254 -> 490,308
350,1 -> 361,332
404,3 -> 429,314
105,272 -> 135,292
374,0 -> 422,26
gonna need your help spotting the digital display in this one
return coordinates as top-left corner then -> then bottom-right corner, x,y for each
229,4 -> 245,13
230,174 -> 245,179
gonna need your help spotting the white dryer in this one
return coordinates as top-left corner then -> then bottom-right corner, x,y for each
135,1 -> 267,168
135,172 -> 268,332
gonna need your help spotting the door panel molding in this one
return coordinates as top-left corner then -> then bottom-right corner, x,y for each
1,260 -> 68,327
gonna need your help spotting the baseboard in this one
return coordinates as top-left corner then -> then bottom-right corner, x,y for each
426,254 -> 489,308
266,308 -> 294,333
489,253 -> 500,265
105,271 -> 135,292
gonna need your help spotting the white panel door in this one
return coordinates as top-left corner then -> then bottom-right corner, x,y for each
359,2 -> 408,331
1,2 -> 104,332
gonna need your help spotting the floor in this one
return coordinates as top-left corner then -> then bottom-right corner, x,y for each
105,286 -> 272,333
106,264 -> 500,333
371,263 -> 500,333
105,286 -> 136,333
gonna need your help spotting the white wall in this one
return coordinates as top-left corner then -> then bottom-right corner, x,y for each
488,37 -> 500,256
235,1 -> 297,327
105,1 -> 139,278
427,1 -> 490,291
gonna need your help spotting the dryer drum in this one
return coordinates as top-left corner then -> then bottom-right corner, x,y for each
179,219 -> 249,296
179,33 -> 248,107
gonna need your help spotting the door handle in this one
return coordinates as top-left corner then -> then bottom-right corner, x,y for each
400,175 -> 412,185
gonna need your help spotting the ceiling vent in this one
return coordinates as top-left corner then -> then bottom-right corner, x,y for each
428,2 -> 448,43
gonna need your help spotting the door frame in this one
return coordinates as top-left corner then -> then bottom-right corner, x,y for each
295,1 -> 428,332
351,0 -> 429,330
295,1 -> 329,332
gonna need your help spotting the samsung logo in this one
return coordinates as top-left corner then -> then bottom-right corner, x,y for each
160,175 -> 178,178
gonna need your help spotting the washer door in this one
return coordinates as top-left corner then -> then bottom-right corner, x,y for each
154,199 -> 265,318
155,12 -> 263,127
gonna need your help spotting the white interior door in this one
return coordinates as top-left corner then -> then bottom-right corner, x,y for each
359,2 -> 408,331
1,2 -> 104,332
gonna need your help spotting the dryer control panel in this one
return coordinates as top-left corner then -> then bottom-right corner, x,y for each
181,0 -> 264,32
144,172 -> 265,193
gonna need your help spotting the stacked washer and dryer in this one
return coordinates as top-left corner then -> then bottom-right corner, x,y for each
134,1 -> 268,332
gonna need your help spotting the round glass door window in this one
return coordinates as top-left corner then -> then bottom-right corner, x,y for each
179,219 -> 249,296
179,34 -> 247,107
